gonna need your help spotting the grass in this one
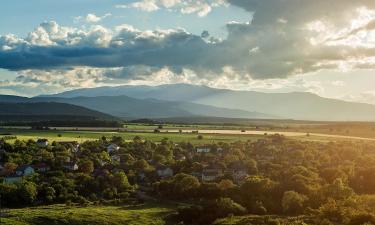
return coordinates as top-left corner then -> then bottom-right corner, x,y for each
213,215 -> 312,225
1,203 -> 175,225
0,128 -> 265,144
2,127 -> 375,145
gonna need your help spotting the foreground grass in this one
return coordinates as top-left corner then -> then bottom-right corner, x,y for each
213,215 -> 312,225
1,203 -> 175,225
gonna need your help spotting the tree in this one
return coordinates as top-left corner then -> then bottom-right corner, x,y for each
133,159 -> 150,172
3,162 -> 17,175
174,173 -> 200,197
281,191 -> 308,215
18,181 -> 38,205
112,172 -> 133,192
79,160 -> 94,174
218,179 -> 235,191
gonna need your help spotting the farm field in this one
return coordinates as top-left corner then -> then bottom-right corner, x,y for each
0,128 -> 264,144
2,123 -> 375,145
1,203 -> 175,225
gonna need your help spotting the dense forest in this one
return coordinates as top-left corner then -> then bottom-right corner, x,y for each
1,135 -> 375,224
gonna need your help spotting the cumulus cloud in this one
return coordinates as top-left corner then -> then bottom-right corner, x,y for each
1,0 -> 375,87
85,13 -> 112,23
117,0 -> 227,17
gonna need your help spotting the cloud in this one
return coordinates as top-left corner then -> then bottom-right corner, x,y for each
117,0 -> 227,17
85,13 -> 112,23
1,0 -> 375,85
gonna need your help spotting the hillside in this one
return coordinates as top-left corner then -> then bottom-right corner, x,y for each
0,95 -> 273,119
0,102 -> 114,121
45,84 -> 375,121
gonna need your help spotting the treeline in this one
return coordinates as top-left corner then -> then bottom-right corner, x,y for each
1,136 -> 375,224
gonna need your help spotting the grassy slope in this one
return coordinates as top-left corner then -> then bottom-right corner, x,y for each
2,204 -> 174,225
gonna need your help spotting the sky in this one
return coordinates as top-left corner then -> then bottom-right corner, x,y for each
0,0 -> 375,105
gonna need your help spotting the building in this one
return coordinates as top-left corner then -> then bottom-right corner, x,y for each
196,147 -> 211,153
107,144 -> 120,153
202,165 -> 223,182
63,162 -> 79,171
156,165 -> 174,178
111,154 -> 121,163
229,162 -> 248,184
174,154 -> 186,161
33,162 -> 51,173
58,141 -> 80,153
36,139 -> 49,147
4,165 -> 35,184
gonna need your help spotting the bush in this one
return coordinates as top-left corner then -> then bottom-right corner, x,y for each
348,213 -> 375,225
177,198 -> 246,224
282,191 -> 308,215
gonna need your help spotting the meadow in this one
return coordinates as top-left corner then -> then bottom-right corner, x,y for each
0,128 -> 264,144
1,203 -> 175,225
2,122 -> 375,145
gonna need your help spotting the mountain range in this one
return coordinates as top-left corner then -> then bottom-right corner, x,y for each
0,92 -> 271,120
40,84 -> 375,121
1,83 -> 375,121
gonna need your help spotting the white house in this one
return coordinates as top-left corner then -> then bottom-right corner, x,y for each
63,162 -> 79,171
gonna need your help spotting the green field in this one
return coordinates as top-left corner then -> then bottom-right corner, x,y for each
1,203 -> 175,225
2,127 -> 375,145
0,128 -> 265,144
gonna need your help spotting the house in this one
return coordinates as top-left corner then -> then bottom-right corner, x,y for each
15,165 -> 35,176
202,165 -> 223,182
63,162 -> 78,171
36,139 -> 49,147
4,174 -> 23,184
111,154 -> 121,163
196,147 -> 211,153
156,165 -> 174,178
58,141 -> 80,153
191,171 -> 202,179
229,162 -> 248,184
33,162 -> 51,173
4,165 -> 35,184
174,154 -> 186,161
107,144 -> 120,153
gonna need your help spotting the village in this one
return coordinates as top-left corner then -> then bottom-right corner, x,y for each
0,137 -> 252,187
